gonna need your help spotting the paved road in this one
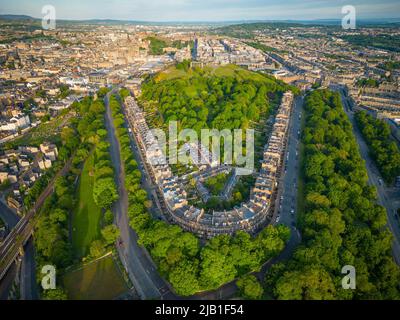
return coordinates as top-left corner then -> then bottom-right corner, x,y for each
339,89 -> 400,265
111,93 -> 242,300
115,93 -> 305,300
274,95 -> 303,252
20,239 -> 38,300
104,92 -> 174,300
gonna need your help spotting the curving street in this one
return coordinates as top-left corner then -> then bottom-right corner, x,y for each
104,91 -> 174,300
110,91 -> 304,300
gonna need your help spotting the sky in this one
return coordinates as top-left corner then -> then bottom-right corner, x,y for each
0,0 -> 399,22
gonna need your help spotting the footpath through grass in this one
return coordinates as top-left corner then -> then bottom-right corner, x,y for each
63,254 -> 129,300
72,152 -> 102,258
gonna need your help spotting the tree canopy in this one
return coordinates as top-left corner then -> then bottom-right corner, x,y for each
265,89 -> 400,300
140,64 -> 296,134
355,111 -> 400,184
111,91 -> 290,296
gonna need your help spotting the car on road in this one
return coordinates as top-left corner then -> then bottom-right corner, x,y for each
275,215 -> 281,223
378,178 -> 383,186
290,209 -> 295,215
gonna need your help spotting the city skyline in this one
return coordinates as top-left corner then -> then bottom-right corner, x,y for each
1,0 -> 400,22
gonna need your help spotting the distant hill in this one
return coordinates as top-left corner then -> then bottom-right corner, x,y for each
0,14 -> 399,27
0,15 -> 217,26
0,14 -> 38,21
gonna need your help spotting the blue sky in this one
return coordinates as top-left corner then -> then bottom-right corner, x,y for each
0,0 -> 399,21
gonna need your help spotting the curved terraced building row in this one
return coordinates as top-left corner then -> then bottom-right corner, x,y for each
124,92 -> 294,238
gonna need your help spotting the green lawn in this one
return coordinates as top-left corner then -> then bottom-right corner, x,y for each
72,152 -> 102,258
155,66 -> 189,82
154,64 -> 269,83
63,255 -> 129,300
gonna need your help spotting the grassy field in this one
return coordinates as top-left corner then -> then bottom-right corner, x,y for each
155,66 -> 189,82
72,152 -> 102,258
63,254 -> 129,300
154,64 -> 270,83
